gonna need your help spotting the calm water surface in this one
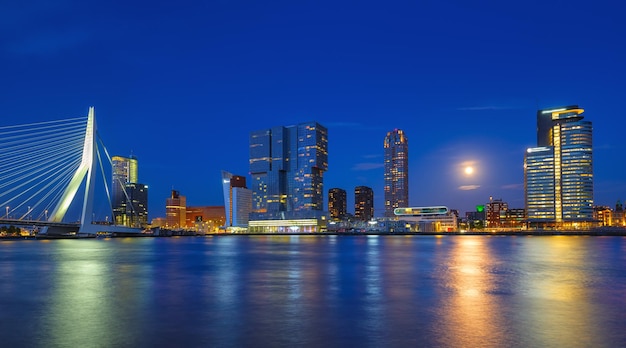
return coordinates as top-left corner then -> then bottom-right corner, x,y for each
1,235 -> 625,347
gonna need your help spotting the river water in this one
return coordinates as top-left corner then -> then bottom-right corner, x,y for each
1,235 -> 624,347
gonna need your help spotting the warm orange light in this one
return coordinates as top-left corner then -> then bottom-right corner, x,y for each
464,166 -> 474,175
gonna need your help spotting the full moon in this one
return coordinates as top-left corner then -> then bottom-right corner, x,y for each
464,166 -> 474,175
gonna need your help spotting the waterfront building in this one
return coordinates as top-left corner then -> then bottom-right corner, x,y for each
221,170 -> 252,231
614,200 -> 625,227
124,183 -> 148,227
150,217 -> 166,227
166,190 -> 186,228
593,206 -> 612,227
186,206 -> 226,233
524,105 -> 594,229
499,208 -> 526,229
354,186 -> 374,221
384,129 -> 409,217
486,197 -> 508,228
111,155 -> 149,227
466,205 -> 486,229
394,206 -> 457,232
328,188 -> 347,220
248,122 -> 328,232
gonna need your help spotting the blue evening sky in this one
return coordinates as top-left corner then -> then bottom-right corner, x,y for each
1,0 -> 625,219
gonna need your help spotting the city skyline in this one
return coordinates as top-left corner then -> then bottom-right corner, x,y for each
1,1 -> 625,219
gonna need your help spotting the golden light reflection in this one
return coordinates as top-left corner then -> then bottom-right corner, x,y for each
515,236 -> 607,347
438,236 -> 506,347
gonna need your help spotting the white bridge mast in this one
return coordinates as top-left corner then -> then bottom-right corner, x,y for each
47,107 -> 97,232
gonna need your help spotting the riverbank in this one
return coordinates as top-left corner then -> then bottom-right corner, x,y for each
2,228 -> 626,240
208,229 -> 626,237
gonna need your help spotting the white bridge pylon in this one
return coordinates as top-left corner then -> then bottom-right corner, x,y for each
44,107 -> 140,235
47,107 -> 97,231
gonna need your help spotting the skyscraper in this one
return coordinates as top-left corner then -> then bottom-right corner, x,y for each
355,186 -> 374,221
328,188 -> 347,220
248,122 -> 328,232
112,155 -> 148,227
384,129 -> 409,217
525,105 -> 593,228
221,170 -> 252,229
124,183 -> 148,227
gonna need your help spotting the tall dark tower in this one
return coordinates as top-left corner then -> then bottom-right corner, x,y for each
355,186 -> 374,221
384,129 -> 409,217
328,188 -> 347,220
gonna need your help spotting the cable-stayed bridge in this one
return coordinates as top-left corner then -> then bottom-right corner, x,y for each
0,107 -> 142,236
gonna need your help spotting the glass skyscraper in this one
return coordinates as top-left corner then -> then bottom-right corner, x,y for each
112,155 -> 148,227
384,129 -> 409,217
249,122 -> 328,220
525,106 -> 593,228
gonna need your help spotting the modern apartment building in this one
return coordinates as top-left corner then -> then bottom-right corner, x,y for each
384,129 -> 409,217
355,186 -> 374,221
328,188 -> 347,220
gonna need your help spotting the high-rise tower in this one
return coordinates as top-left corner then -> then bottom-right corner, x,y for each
355,186 -> 374,221
525,105 -> 593,228
384,129 -> 409,217
221,170 -> 252,229
248,122 -> 328,232
112,155 -> 148,227
328,188 -> 347,220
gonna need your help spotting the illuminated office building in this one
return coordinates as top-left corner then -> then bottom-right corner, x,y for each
524,105 -> 593,228
355,186 -> 374,221
221,170 -> 252,229
248,122 -> 328,232
328,188 -> 347,220
123,183 -> 148,227
166,190 -> 186,228
112,155 -> 148,227
384,129 -> 409,217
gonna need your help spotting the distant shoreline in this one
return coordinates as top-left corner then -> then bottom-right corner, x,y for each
2,229 -> 626,240
207,230 -> 626,237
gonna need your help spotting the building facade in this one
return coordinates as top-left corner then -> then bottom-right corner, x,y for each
328,188 -> 347,220
124,183 -> 148,227
111,155 -> 148,227
394,206 -> 457,232
186,206 -> 226,234
486,197 -> 508,228
355,186 -> 374,221
221,170 -> 252,230
384,129 -> 409,217
248,122 -> 328,232
166,190 -> 186,228
525,106 -> 594,229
